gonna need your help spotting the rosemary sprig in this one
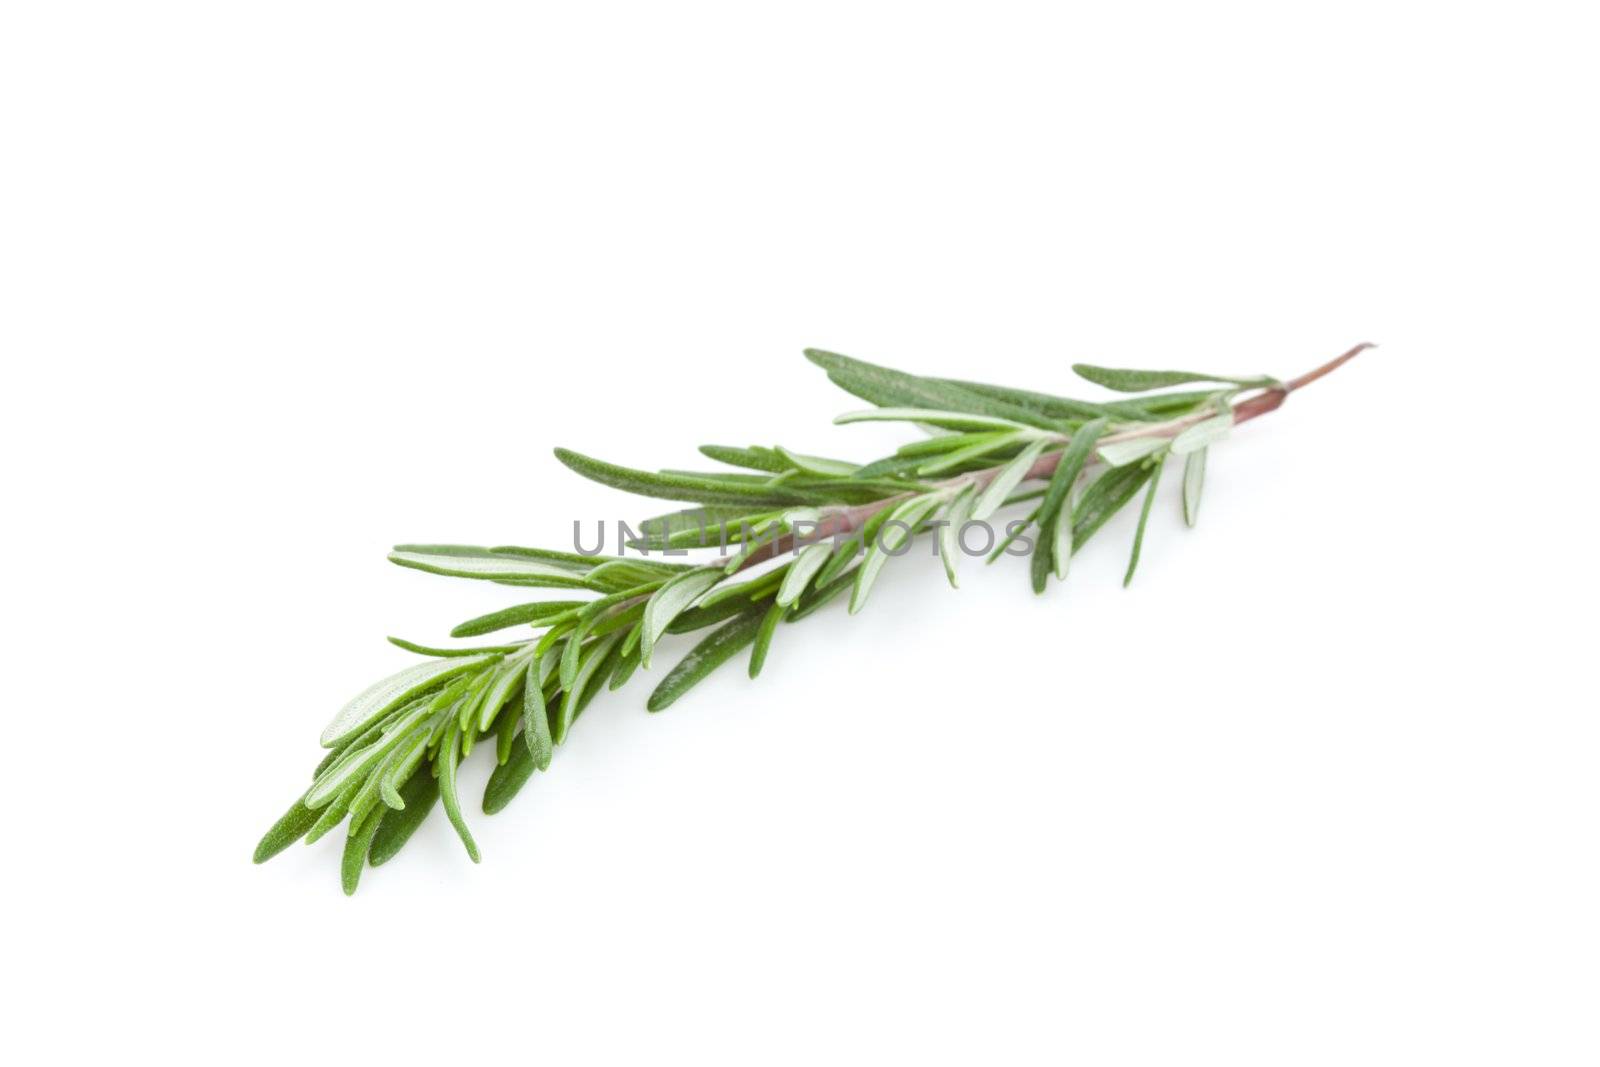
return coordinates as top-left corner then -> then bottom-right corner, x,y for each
255,342 -> 1372,892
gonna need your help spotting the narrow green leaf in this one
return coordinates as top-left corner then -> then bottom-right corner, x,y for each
380,732 -> 430,809
1183,448 -> 1206,527
341,806 -> 384,895
478,544 -> 612,567
389,636 -> 526,657
554,447 -> 817,508
850,495 -> 943,614
748,601 -> 787,679
1072,364 -> 1267,393
698,444 -> 791,473
522,654 -> 553,768
252,798 -> 319,864
1124,460 -> 1166,586
608,644 -> 641,691
450,601 -> 586,639
368,771 -> 439,867
389,548 -> 591,584
938,483 -> 978,588
647,608 -> 765,712
436,727 -> 480,862
835,407 -> 1033,433
1029,520 -> 1052,594
804,348 -> 1063,430
930,377 -> 1119,422
971,439 -> 1050,522
478,649 -> 534,732
1034,418 -> 1110,581
320,656 -> 496,747
483,738 -> 535,814
1050,499 -> 1074,581
640,569 -> 724,668
1072,464 -> 1156,551
986,506 -> 1041,563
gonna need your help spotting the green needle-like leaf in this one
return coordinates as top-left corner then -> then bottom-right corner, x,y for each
1183,449 -> 1206,527
777,541 -> 833,607
554,447 -> 823,507
368,771 -> 440,867
1073,463 -> 1156,551
483,738 -> 536,814
341,806 -> 385,895
805,348 -> 1063,430
252,798 -> 320,864
749,601 -> 787,679
647,608 -> 766,712
522,655 -> 553,769
389,547 -> 591,585
437,727 -> 480,863
1123,459 -> 1166,587
1072,364 -> 1271,393
971,439 -> 1049,522
640,569 -> 724,668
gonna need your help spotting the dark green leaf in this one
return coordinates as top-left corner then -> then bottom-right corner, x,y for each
698,444 -> 792,473
522,654 -> 552,769
749,601 -> 787,679
437,727 -> 480,863
389,635 -> 527,657
647,607 -> 766,712
554,448 -> 820,507
450,600 -> 587,639
368,771 -> 440,867
1072,463 -> 1156,552
483,739 -> 535,815
1033,418 -> 1110,580
804,349 -> 1064,430
252,798 -> 319,864
341,805 -> 385,895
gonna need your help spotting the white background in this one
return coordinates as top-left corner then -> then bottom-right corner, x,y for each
4,2 -> 1597,1063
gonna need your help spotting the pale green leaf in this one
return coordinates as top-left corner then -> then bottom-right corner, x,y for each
320,655 -> 496,748
640,569 -> 724,668
971,438 -> 1050,522
776,541 -> 833,607
1183,448 -> 1206,528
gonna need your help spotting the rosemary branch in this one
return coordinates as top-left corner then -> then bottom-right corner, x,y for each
255,343 -> 1369,892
